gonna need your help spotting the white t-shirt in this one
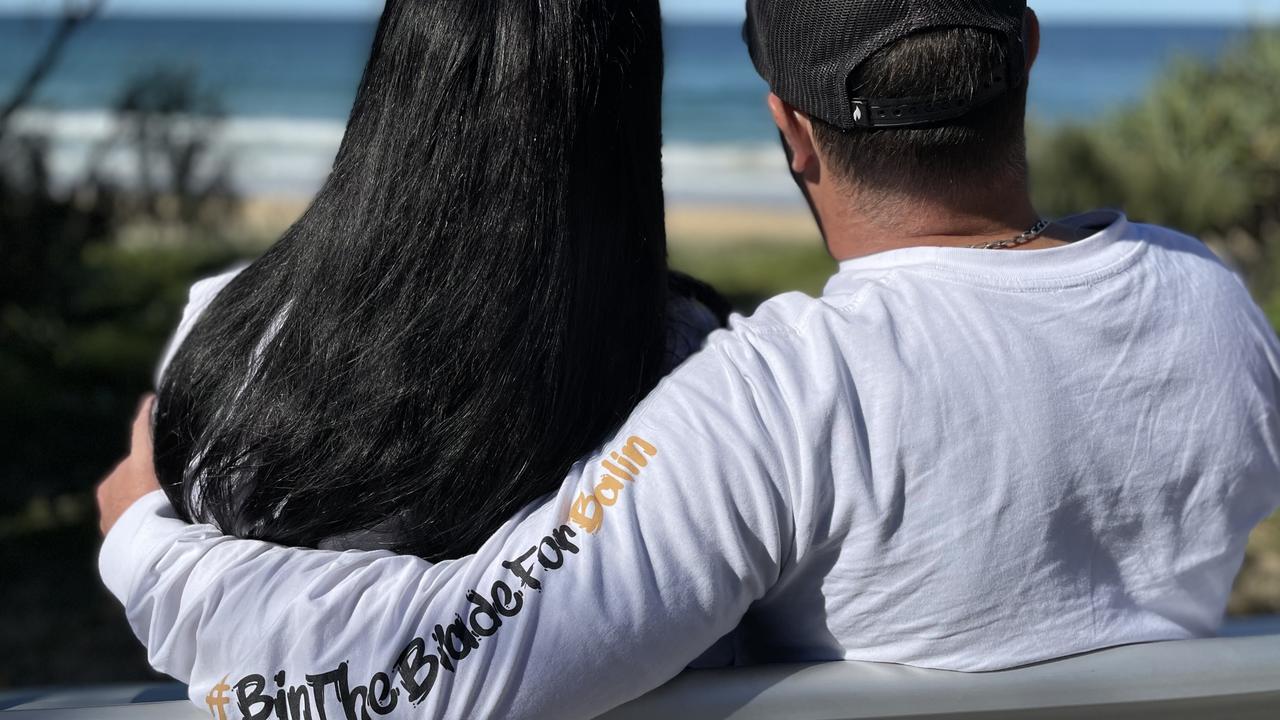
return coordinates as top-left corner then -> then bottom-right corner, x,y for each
101,211 -> 1280,720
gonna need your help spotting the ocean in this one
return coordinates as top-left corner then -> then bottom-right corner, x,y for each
0,16 -> 1252,205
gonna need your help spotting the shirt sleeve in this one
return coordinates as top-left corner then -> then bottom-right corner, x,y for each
100,333 -> 798,720
154,266 -> 248,385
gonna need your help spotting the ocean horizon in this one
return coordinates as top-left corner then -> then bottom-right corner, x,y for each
0,16 -> 1256,204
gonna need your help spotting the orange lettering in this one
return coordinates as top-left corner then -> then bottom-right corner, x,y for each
569,492 -> 603,534
620,436 -> 657,467
611,452 -> 641,475
595,475 -> 625,507
600,460 -> 634,482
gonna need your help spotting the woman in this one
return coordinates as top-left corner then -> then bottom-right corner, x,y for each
153,0 -> 725,561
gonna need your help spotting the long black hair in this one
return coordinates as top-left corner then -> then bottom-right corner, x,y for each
154,0 -> 675,561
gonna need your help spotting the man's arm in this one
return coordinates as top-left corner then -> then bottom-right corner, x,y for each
100,334 -> 800,720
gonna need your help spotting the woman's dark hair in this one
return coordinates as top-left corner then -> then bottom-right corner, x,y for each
154,0 -> 673,561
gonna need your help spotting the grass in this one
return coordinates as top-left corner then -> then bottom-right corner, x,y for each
1233,512 -> 1280,616
671,238 -> 836,312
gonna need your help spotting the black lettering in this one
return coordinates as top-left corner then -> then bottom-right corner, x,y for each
537,536 -> 565,570
274,672 -> 288,720
368,672 -> 398,716
235,674 -> 276,720
443,614 -> 480,661
306,667 -> 345,720
431,625 -> 455,672
288,685 -> 315,720
466,590 -> 503,637
502,546 -> 543,590
394,638 -> 439,706
491,580 -> 523,617
553,525 -> 580,554
331,662 -> 371,720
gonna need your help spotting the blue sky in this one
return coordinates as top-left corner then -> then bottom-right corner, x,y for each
2,0 -> 1278,22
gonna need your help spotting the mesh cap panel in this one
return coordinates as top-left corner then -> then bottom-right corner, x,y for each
745,0 -> 1027,130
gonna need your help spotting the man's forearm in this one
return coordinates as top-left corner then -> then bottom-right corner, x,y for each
99,342 -> 797,720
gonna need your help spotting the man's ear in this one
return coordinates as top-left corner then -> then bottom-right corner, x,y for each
1024,7 -> 1041,74
768,93 -> 820,177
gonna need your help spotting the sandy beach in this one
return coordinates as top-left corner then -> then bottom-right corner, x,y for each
667,202 -> 821,246
237,196 -> 823,248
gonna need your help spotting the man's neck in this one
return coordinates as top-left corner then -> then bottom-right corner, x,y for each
816,185 -> 1074,262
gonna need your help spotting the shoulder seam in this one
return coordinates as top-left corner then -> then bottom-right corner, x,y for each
828,273 -> 893,314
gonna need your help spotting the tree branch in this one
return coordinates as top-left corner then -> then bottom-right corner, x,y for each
0,0 -> 105,140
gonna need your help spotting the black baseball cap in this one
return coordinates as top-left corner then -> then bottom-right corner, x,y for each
745,0 -> 1028,130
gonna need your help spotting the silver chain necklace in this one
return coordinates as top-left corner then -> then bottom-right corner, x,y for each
968,219 -> 1052,250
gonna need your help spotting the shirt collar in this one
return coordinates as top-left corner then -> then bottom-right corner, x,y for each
825,211 -> 1142,296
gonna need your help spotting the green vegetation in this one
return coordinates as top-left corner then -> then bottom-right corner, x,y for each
1029,29 -> 1280,614
2,16 -> 1280,688
1030,29 -> 1280,302
0,5 -> 256,685
672,240 -> 835,310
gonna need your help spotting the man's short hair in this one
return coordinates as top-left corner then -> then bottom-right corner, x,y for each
811,28 -> 1029,203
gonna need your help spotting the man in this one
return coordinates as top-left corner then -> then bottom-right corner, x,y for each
98,2 -> 1280,719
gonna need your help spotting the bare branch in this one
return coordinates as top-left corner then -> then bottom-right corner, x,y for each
0,0 -> 106,139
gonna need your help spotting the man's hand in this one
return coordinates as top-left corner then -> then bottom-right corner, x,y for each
97,395 -> 162,536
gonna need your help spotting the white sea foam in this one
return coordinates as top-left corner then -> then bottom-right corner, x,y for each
663,142 -> 804,207
9,110 -> 805,206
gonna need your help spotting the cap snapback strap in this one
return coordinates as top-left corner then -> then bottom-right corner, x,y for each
845,36 -> 1026,130
849,74 -> 1009,129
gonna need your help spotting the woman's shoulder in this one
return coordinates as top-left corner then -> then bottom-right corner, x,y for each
154,264 -> 250,384
187,265 -> 249,308
665,272 -> 734,371
665,295 -> 722,365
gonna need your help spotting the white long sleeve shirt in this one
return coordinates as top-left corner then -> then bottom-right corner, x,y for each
101,211 -> 1280,720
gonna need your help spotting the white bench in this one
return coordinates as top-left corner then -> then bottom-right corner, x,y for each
2,636 -> 1278,719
